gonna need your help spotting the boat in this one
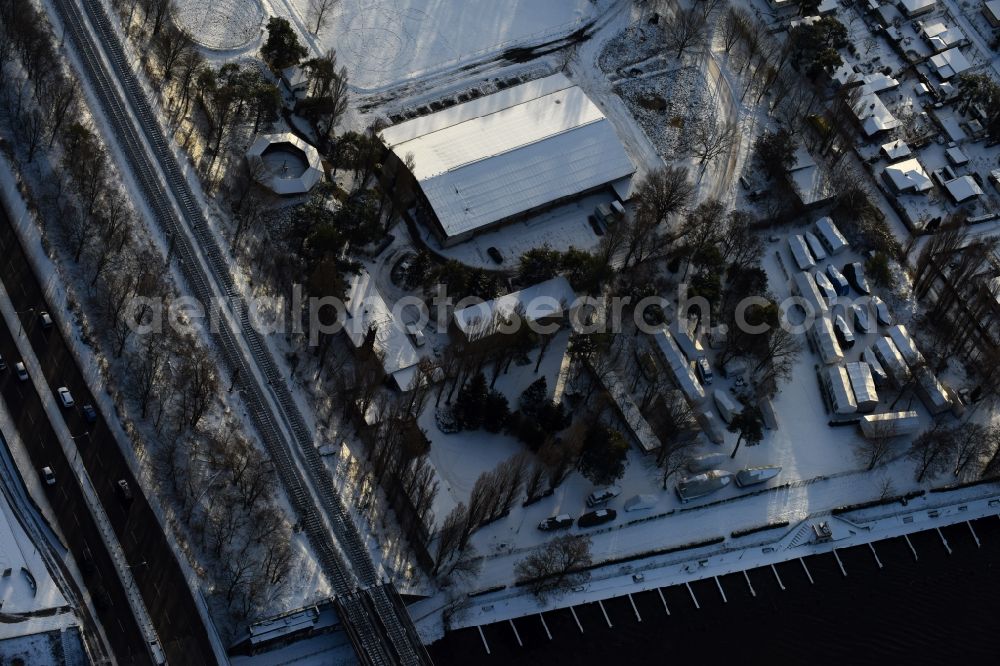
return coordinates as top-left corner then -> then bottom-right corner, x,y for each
676,470 -> 733,503
687,452 -> 728,473
734,466 -> 782,488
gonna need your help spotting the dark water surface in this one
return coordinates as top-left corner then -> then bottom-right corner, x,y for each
429,517 -> 1000,665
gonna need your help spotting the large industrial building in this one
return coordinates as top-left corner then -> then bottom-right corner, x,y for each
379,73 -> 636,247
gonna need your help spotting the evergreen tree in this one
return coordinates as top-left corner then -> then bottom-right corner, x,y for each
728,407 -> 765,459
483,391 -> 511,433
455,373 -> 488,430
518,377 -> 549,419
577,426 -> 629,485
262,18 -> 308,71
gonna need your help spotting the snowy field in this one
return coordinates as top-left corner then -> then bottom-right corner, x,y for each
279,0 -> 600,91
174,0 -> 265,50
615,67 -> 712,162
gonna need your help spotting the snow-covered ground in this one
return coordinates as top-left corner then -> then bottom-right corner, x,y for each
272,0 -> 601,92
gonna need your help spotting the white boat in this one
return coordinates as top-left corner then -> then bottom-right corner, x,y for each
734,466 -> 782,488
687,452 -> 728,473
676,470 -> 733,503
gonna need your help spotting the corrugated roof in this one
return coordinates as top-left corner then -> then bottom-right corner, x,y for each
381,74 -> 634,238
452,276 -> 577,338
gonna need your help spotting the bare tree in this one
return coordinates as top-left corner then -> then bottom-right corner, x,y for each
909,423 -> 957,482
634,166 -> 694,228
690,116 -> 738,168
307,0 -> 338,36
515,535 -> 593,599
952,423 -> 988,476
663,7 -> 709,60
433,503 -> 468,575
855,421 -> 899,471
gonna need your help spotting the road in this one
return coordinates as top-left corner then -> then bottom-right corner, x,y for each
0,204 -> 216,664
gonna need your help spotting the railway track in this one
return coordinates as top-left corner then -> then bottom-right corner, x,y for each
51,0 -> 430,662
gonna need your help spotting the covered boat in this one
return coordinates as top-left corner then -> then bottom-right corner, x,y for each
735,466 -> 782,488
676,470 -> 733,503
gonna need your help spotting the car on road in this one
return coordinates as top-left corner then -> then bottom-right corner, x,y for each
41,467 -> 55,486
538,514 -> 574,531
577,509 -> 616,528
115,479 -> 133,504
39,311 -> 53,330
57,386 -> 74,408
14,362 -> 28,382
82,404 -> 98,423
487,247 -> 504,264
586,485 -> 621,507
843,262 -> 871,295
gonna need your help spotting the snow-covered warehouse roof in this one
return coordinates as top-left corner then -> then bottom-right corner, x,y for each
884,158 -> 933,193
452,276 -> 576,339
343,270 -> 421,390
380,74 -> 636,240
943,175 -> 983,202
846,361 -> 879,411
650,329 -> 705,403
929,47 -> 971,79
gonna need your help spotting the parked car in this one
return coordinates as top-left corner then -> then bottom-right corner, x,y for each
57,386 -> 74,408
577,509 -> 616,528
41,467 -> 55,486
538,514 -> 574,531
39,311 -> 53,330
14,362 -> 28,382
487,247 -> 504,264
0,354 -> 6,371
82,404 -> 98,424
825,265 -> 850,296
586,486 -> 621,507
814,272 -> 838,306
851,303 -> 872,334
115,479 -> 133,504
871,295 -> 893,326
695,356 -> 713,385
843,262 -> 871,295
834,315 -> 856,349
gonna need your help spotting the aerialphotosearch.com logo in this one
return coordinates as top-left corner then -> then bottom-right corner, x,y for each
124,283 -> 878,344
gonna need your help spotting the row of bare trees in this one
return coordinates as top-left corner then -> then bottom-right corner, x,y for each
0,0 -> 296,633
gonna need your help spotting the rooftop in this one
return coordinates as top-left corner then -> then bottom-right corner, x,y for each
246,133 -> 323,196
380,74 -> 635,239
884,158 -> 933,193
929,47 -> 972,79
452,276 -> 577,339
943,175 -> 983,203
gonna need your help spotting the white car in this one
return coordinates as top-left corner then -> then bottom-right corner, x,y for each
14,362 -> 28,382
41,467 -> 55,486
57,386 -> 74,408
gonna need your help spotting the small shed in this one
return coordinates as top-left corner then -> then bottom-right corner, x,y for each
789,235 -> 816,271
811,316 -> 845,365
860,411 -> 921,438
815,217 -> 849,255
846,362 -> 879,412
873,337 -> 910,386
824,366 -> 858,415
887,324 -> 925,368
714,389 -> 742,425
